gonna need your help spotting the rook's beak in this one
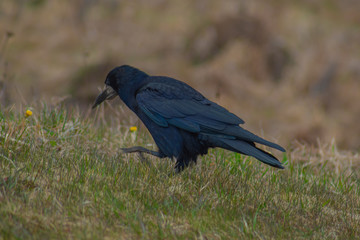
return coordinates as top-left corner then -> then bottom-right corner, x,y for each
92,86 -> 118,109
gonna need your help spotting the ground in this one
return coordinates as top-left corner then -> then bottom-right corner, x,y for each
0,105 -> 359,239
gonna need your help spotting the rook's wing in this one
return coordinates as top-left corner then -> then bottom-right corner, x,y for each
136,80 -> 244,131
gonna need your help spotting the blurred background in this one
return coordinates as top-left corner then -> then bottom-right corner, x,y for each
1,0 -> 360,150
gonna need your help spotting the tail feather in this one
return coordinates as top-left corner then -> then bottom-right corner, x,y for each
223,126 -> 285,152
219,138 -> 284,169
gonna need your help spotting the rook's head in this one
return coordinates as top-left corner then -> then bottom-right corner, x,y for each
92,65 -> 147,109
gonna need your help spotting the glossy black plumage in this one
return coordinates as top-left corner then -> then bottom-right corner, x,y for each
93,65 -> 285,172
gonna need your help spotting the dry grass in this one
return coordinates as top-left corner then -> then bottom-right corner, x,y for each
1,0 -> 360,150
1,104 -> 359,239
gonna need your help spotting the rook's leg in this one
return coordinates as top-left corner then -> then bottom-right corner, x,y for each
121,146 -> 164,158
174,156 -> 198,173
174,158 -> 190,173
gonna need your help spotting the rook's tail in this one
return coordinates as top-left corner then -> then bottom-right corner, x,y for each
218,138 -> 284,169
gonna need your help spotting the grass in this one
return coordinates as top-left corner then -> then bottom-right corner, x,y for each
0,104 -> 359,239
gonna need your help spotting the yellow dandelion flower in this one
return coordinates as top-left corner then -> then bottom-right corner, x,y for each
130,126 -> 137,132
25,109 -> 33,117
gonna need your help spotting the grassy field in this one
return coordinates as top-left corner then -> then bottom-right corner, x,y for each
0,104 -> 359,239
2,1 -> 360,150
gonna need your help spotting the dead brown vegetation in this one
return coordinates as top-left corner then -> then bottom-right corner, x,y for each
1,0 -> 360,150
